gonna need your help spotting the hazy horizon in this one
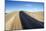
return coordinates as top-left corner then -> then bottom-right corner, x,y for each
6,0 -> 44,13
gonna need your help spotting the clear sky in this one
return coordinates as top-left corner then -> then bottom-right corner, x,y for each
5,0 -> 44,13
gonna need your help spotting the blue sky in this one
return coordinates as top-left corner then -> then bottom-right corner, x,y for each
5,0 -> 44,13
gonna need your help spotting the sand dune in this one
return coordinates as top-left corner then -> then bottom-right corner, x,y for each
5,11 -> 44,31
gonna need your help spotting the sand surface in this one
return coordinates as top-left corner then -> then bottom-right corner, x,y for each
5,11 -> 44,31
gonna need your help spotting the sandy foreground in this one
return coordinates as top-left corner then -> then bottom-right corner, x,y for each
5,11 -> 44,31
5,11 -> 23,30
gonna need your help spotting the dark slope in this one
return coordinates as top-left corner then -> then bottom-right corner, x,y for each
19,11 -> 44,29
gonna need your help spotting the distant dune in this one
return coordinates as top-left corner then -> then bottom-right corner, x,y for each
26,12 -> 44,22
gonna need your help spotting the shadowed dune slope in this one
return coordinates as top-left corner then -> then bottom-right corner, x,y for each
19,11 -> 44,29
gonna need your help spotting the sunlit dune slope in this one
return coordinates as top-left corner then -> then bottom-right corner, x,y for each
5,11 -> 22,30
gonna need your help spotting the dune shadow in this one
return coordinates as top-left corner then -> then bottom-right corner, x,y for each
19,11 -> 44,29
